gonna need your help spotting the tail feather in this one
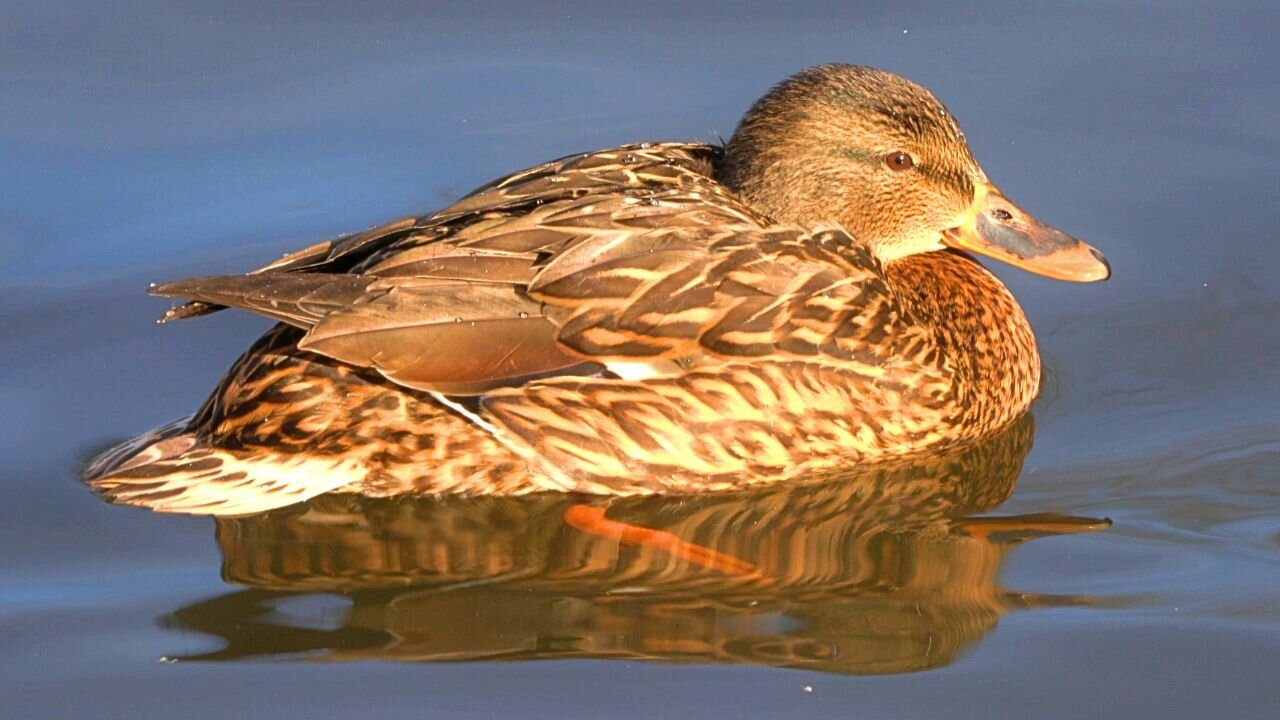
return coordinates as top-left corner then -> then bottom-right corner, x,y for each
83,421 -> 363,517
84,417 -> 196,479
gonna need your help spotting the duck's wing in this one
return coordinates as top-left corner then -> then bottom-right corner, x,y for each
151,142 -> 940,396
157,143 -> 733,322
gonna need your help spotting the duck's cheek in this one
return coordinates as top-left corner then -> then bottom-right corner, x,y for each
871,227 -> 948,262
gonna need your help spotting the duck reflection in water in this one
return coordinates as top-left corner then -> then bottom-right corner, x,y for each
166,414 -> 1108,675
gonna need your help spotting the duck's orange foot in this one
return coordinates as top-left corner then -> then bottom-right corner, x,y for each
563,503 -> 760,578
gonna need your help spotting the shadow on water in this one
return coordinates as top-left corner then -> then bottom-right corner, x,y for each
162,414 -> 1110,675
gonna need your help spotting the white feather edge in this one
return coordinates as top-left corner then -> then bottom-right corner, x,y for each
429,391 -> 577,492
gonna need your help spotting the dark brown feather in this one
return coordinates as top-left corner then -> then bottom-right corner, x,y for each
151,274 -> 377,328
157,216 -> 429,322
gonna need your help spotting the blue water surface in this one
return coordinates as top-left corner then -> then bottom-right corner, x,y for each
3,2 -> 1279,718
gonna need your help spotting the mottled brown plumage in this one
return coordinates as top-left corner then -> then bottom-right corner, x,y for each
84,65 -> 1108,515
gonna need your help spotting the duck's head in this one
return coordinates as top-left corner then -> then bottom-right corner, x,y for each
721,64 -> 1109,282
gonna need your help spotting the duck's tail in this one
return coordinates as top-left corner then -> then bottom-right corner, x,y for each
83,417 -> 195,480
82,419 -> 360,517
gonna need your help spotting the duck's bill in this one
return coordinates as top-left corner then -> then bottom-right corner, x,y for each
942,185 -> 1110,282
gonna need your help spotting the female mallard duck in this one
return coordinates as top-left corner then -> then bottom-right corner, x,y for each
85,64 -> 1108,516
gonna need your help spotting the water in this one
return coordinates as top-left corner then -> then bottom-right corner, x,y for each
4,2 -> 1279,718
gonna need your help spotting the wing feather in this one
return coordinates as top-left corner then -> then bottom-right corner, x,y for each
298,284 -> 596,394
151,274 -> 377,328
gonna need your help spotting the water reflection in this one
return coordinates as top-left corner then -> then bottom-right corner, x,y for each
165,415 -> 1108,674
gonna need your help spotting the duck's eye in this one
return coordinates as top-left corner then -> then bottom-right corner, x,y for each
885,151 -> 915,171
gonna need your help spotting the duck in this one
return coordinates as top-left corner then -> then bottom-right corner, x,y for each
84,64 -> 1109,517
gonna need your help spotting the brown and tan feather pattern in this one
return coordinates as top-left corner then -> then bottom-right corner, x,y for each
85,65 -> 1086,516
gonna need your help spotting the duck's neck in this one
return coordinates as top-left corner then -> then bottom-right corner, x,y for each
882,250 -> 1041,434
